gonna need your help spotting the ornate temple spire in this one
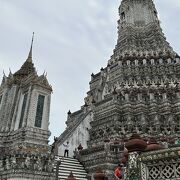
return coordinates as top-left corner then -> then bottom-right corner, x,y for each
1,70 -> 7,85
114,0 -> 174,57
27,32 -> 34,62
14,33 -> 36,79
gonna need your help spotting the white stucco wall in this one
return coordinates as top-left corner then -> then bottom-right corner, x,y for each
58,112 -> 93,157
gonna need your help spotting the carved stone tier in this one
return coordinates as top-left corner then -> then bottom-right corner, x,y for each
0,151 -> 55,180
79,143 -> 123,178
114,0 -> 174,57
89,94 -> 179,146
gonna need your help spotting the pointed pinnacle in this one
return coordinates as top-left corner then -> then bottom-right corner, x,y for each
9,68 -> 12,74
3,70 -> 5,76
27,32 -> 34,62
8,68 -> 12,76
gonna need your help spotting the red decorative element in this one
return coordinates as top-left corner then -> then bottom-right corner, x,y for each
125,134 -> 147,153
94,168 -> 105,180
146,138 -> 163,152
66,171 -> 76,180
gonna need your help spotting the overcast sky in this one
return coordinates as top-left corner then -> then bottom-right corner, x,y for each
0,0 -> 180,143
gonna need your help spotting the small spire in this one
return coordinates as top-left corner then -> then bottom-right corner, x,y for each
27,32 -> 34,62
3,70 -> 5,76
68,110 -> 71,115
8,68 -> 12,77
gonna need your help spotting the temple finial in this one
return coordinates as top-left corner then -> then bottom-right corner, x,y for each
27,32 -> 34,62
8,68 -> 12,76
3,70 -> 5,76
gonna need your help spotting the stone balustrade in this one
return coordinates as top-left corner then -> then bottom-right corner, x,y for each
0,153 -> 55,179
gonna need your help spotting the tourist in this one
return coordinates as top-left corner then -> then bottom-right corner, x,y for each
114,164 -> 123,180
73,148 -> 78,159
77,143 -> 83,151
63,141 -> 69,157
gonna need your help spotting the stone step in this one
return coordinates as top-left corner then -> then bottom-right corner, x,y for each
55,156 -> 79,162
58,170 -> 87,175
61,161 -> 83,167
59,172 -> 87,178
59,178 -> 87,180
59,166 -> 86,172
61,160 -> 81,164
54,160 -> 82,167
55,156 -> 88,180
58,175 -> 87,180
60,165 -> 85,171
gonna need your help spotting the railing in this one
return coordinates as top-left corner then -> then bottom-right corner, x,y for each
139,147 -> 180,180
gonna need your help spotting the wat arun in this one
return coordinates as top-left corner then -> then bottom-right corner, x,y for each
0,0 -> 179,179
55,0 -> 180,178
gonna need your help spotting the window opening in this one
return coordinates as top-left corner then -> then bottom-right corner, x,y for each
35,95 -> 45,128
19,93 -> 28,128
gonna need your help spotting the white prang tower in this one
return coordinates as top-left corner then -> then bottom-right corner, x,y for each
0,34 -> 54,180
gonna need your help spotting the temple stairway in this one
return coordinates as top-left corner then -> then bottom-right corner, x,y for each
54,156 -> 88,180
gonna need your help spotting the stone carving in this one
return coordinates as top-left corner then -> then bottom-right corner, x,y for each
0,158 -> 4,171
47,158 -> 54,173
0,153 -> 55,179
34,157 -> 42,171
10,156 -> 17,169
5,157 -> 10,170
25,156 -> 31,169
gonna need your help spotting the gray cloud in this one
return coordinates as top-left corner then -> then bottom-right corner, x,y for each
0,0 -> 179,142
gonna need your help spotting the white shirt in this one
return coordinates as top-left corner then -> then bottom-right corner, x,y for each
63,144 -> 69,150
